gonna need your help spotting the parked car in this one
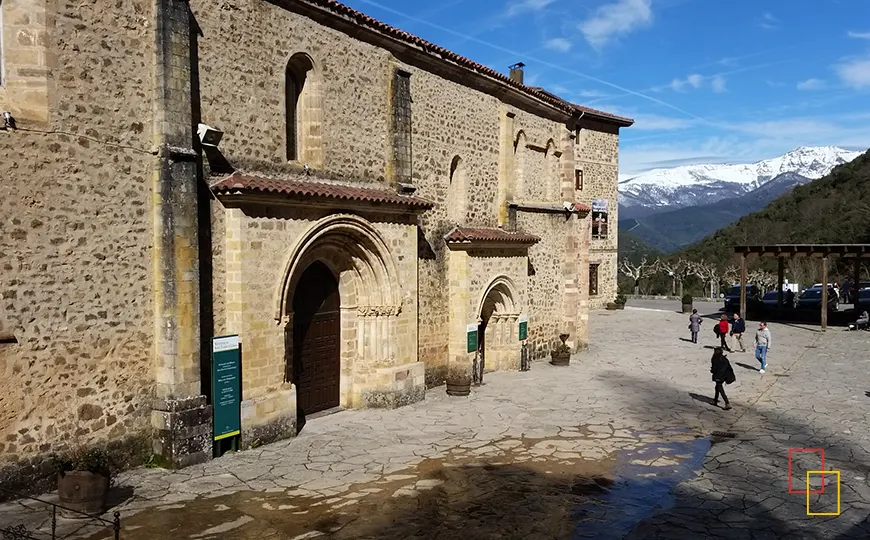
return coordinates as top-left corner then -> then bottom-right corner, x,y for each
724,284 -> 762,313
796,286 -> 839,311
761,290 -> 797,310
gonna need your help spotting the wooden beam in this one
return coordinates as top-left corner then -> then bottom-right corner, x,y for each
740,254 -> 747,321
821,257 -> 828,331
777,257 -> 784,319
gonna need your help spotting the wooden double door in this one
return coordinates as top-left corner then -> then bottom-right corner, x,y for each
291,261 -> 341,416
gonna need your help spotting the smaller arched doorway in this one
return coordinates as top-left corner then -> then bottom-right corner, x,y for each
291,261 -> 340,416
477,278 -> 522,376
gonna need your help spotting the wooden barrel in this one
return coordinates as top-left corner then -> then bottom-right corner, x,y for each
446,382 -> 470,396
57,471 -> 109,518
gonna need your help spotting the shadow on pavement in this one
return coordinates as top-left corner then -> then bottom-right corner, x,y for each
734,362 -> 760,372
598,370 -> 870,539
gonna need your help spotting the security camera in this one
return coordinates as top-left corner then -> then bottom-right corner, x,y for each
197,123 -> 223,147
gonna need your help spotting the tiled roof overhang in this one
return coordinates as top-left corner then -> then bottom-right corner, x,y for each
444,227 -> 540,250
273,0 -> 633,127
211,174 -> 435,212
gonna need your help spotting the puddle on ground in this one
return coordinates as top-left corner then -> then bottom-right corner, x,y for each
570,436 -> 712,539
65,427 -> 712,540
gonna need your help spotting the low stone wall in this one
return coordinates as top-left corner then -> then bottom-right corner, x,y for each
626,295 -> 721,302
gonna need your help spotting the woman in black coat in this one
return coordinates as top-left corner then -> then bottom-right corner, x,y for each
710,347 -> 735,410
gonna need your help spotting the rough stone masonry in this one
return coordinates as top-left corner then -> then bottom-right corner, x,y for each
0,0 -> 631,494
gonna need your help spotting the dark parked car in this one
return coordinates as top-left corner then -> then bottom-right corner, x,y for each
724,285 -> 762,313
761,290 -> 797,310
796,286 -> 839,311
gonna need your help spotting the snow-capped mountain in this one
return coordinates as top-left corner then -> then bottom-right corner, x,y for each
619,146 -> 862,211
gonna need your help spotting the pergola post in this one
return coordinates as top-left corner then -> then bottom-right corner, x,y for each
740,254 -> 747,321
855,258 -> 862,312
777,257 -> 784,319
821,256 -> 829,331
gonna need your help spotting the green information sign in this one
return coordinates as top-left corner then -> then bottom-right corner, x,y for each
518,315 -> 528,341
212,335 -> 241,441
466,323 -> 478,353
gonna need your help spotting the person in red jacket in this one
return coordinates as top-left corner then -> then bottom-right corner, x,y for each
716,314 -> 731,351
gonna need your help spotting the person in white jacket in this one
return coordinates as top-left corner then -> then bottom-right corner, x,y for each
754,321 -> 772,373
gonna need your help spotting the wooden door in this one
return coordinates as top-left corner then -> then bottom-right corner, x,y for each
292,261 -> 340,416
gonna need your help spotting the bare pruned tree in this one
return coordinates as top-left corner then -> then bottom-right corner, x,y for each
748,269 -> 777,291
722,264 -> 740,287
689,260 -> 720,299
619,256 -> 653,296
654,258 -> 694,297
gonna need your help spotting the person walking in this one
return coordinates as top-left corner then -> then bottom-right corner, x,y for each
730,314 -> 746,352
710,347 -> 735,410
688,309 -> 702,343
754,321 -> 772,373
717,314 -> 731,351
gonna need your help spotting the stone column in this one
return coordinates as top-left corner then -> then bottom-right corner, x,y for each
559,127 -> 581,350
575,212 -> 592,349
149,0 -> 212,468
446,250 -> 473,395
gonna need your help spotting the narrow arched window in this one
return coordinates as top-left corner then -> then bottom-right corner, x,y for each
447,156 -> 467,224
286,53 -> 315,162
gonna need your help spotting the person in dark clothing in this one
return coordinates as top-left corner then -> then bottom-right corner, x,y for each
730,314 -> 746,352
716,314 -> 731,351
710,347 -> 735,410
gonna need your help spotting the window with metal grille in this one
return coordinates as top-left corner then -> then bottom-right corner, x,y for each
575,169 -> 583,190
589,264 -> 599,296
392,69 -> 412,184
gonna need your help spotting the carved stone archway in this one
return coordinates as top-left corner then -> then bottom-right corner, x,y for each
276,214 -> 403,409
477,276 -> 522,373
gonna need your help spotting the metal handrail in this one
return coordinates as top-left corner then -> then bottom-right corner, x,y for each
0,487 -> 120,540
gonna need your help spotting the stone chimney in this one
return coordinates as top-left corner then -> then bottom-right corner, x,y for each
509,62 -> 525,84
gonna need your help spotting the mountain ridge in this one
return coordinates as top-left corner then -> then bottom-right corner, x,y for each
619,146 -> 862,211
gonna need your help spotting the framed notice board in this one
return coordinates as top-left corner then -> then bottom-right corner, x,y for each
212,335 -> 241,442
518,315 -> 528,341
466,323 -> 478,353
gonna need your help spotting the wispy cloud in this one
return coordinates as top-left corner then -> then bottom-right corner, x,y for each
543,38 -> 572,52
667,73 -> 704,92
711,75 -> 727,93
835,53 -> 870,89
630,114 -> 697,131
577,89 -> 610,98
796,78 -> 827,91
847,30 -> 870,40
505,0 -> 555,17
578,0 -> 653,50
758,12 -> 778,30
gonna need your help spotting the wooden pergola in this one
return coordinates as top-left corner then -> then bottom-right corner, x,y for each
733,244 -> 870,330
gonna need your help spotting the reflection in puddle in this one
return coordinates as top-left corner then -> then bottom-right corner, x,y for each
571,437 -> 711,539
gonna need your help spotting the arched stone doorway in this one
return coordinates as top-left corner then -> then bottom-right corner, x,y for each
277,214 -> 409,420
291,261 -> 340,417
477,277 -> 522,375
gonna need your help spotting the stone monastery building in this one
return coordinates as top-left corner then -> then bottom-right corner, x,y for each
0,0 -> 630,487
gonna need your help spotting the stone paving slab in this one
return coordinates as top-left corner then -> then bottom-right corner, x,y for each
1,304 -> 869,539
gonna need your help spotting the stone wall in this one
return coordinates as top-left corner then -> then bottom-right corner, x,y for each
0,0 -> 156,483
576,126 -> 619,308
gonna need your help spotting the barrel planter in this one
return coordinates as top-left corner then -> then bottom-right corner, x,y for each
550,351 -> 571,366
57,471 -> 109,518
681,303 -> 692,313
446,381 -> 471,396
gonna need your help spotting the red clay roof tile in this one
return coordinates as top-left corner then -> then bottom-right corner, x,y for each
211,175 -> 435,209
301,0 -> 633,126
444,227 -> 541,245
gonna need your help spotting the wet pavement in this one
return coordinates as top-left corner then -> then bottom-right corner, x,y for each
3,304 -> 870,539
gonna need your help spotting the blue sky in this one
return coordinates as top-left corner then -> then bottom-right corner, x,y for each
341,0 -> 870,179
